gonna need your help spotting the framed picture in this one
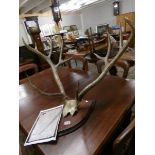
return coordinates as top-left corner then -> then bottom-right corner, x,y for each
113,1 -> 120,16
24,17 -> 40,34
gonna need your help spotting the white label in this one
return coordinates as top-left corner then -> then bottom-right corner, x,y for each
64,121 -> 71,126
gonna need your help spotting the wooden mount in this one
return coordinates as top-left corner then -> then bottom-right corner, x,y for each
58,100 -> 95,137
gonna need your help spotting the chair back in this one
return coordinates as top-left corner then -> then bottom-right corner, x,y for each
19,63 -> 38,84
96,59 -> 130,78
67,55 -> 88,71
113,119 -> 135,155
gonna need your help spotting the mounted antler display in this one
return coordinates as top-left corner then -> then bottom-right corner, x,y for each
23,18 -> 134,117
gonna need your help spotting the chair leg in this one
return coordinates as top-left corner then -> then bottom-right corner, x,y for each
96,61 -> 105,74
122,66 -> 130,78
115,60 -> 130,78
83,60 -> 89,71
75,60 -> 78,66
109,66 -> 117,76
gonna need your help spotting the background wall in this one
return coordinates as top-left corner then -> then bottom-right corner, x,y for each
38,16 -> 54,26
80,0 -> 135,31
120,0 -> 135,13
19,0 -> 135,46
19,13 -> 82,46
38,13 -> 82,29
19,19 -> 32,46
61,13 -> 82,30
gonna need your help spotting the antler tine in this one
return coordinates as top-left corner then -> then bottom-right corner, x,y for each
119,24 -> 123,49
55,37 -> 73,68
48,36 -> 53,58
22,38 -> 48,60
85,27 -> 94,52
48,51 -> 52,58
56,57 -> 73,68
77,18 -> 134,101
26,74 -> 63,96
93,30 -> 111,65
104,31 -> 111,64
90,27 -> 95,50
22,38 -> 68,100
93,53 -> 104,60
34,43 -> 37,50
58,39 -> 64,63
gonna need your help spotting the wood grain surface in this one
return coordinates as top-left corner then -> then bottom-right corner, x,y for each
19,67 -> 134,155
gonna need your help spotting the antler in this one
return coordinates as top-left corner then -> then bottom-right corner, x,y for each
55,37 -> 72,68
119,25 -> 123,49
22,38 -> 69,99
26,74 -> 63,96
22,18 -> 134,117
23,35 -> 78,117
77,18 -> 134,101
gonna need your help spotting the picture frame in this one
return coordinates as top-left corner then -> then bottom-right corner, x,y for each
113,1 -> 120,16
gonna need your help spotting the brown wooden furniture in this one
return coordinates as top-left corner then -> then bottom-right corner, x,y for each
67,55 -> 88,71
19,63 -> 38,84
113,118 -> 135,155
19,63 -> 38,73
24,17 -> 49,70
64,50 -> 90,58
19,68 -> 134,155
19,145 -> 22,155
64,41 -> 107,71
84,50 -> 134,76
96,59 -> 130,78
25,17 -> 44,53
116,12 -> 135,32
19,59 -> 34,66
64,38 -> 107,56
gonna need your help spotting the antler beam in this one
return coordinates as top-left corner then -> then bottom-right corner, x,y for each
22,18 -> 134,117
77,18 -> 134,101
22,39 -> 68,99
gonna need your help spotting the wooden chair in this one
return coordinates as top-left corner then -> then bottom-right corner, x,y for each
66,55 -> 88,71
19,145 -> 22,155
113,118 -> 135,155
19,63 -> 38,84
96,59 -> 130,78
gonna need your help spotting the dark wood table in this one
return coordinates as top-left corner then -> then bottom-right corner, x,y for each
19,68 -> 135,155
19,59 -> 34,66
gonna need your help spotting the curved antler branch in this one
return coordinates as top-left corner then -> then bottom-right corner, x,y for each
22,38 -> 68,99
105,31 -> 111,64
56,57 -> 72,68
92,30 -> 112,67
58,40 -> 63,63
55,40 -> 73,68
119,25 -> 123,49
77,18 -> 134,101
22,18 -> 134,117
23,39 -> 48,60
26,74 -> 63,96
47,37 -> 53,58
93,53 -> 104,60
